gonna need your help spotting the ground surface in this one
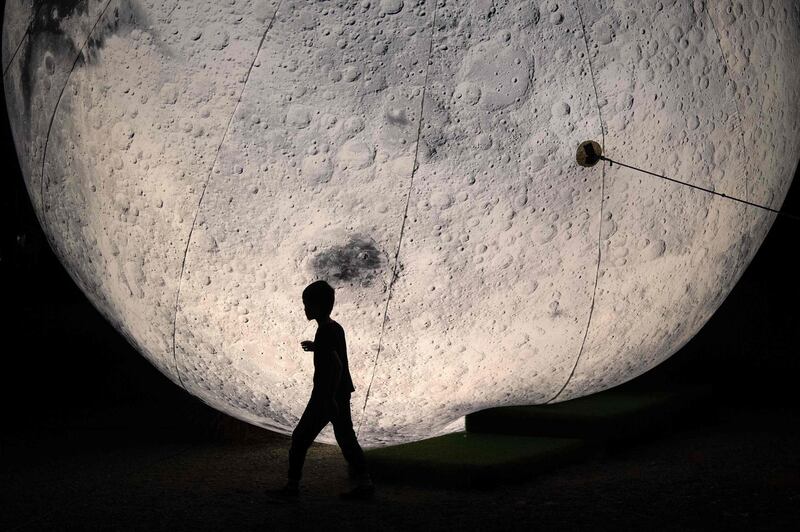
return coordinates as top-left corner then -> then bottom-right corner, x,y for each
2,398 -> 798,531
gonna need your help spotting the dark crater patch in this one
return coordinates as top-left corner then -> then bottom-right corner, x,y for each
20,0 -> 86,110
19,0 -> 146,112
79,2 -> 145,66
310,234 -> 387,287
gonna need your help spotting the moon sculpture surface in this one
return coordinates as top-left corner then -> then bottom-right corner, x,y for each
4,0 -> 800,447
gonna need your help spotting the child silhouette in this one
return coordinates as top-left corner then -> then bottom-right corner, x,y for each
274,280 -> 374,500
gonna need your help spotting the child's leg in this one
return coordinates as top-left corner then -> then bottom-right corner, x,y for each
288,398 -> 328,482
331,393 -> 370,484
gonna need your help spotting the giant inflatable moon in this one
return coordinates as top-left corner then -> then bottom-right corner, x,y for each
4,0 -> 800,446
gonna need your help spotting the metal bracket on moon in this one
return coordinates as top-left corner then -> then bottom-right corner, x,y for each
3,0 -> 799,447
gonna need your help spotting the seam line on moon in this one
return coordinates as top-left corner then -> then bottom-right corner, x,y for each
170,1 -> 284,391
705,5 -> 751,226
39,0 -> 114,237
164,0 -> 180,22
356,0 -> 440,438
546,0 -> 606,404
2,1 -> 48,78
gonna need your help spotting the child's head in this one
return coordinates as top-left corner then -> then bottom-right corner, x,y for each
302,280 -> 335,318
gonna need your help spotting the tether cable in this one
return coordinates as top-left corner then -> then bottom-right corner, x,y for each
576,140 -> 799,222
599,155 -> 800,222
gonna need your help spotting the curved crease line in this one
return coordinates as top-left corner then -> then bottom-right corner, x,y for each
2,0 -> 48,78
170,1 -> 283,391
39,0 -> 114,240
356,0 -> 440,439
164,0 -> 180,22
705,6 -> 753,230
546,0 -> 606,404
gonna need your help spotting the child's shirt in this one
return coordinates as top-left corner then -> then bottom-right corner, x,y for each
312,318 -> 356,397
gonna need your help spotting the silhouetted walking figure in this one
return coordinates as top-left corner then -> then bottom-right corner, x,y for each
275,280 -> 374,500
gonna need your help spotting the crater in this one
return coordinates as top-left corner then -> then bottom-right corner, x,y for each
309,234 -> 387,286
456,37 -> 533,112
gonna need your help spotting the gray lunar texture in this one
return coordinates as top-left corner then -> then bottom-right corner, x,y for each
4,0 -> 800,447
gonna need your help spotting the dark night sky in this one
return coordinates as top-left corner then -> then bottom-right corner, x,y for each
1,15 -> 798,429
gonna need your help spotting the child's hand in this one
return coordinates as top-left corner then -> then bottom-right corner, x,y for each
300,340 -> 315,351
